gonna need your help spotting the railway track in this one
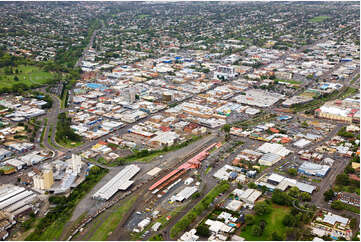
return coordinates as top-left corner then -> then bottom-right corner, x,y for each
110,136 -> 221,240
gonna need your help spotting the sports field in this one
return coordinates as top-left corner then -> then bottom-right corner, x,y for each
309,16 -> 329,23
0,64 -> 55,89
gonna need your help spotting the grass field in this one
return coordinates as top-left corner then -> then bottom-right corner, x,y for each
39,118 -> 48,144
239,204 -> 290,240
309,16 -> 330,23
57,139 -> 83,148
89,195 -> 137,240
0,65 -> 55,89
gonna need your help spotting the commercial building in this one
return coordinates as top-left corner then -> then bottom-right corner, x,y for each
258,153 -> 282,166
0,148 -> 12,161
256,173 -> 316,194
0,184 -> 38,224
298,161 -> 330,177
213,65 -> 238,80
315,99 -> 360,123
257,143 -> 291,157
234,89 -> 284,108
4,158 -> 25,170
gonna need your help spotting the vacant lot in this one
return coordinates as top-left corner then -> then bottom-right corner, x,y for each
239,204 -> 290,240
0,65 -> 55,89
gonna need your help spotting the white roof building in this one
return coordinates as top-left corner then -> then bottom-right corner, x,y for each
257,143 -> 291,157
322,213 -> 349,226
298,161 -> 330,177
213,166 -> 230,181
237,188 -> 262,204
173,186 -> 198,202
179,229 -> 199,241
20,153 -> 45,166
151,222 -> 162,232
149,131 -> 180,146
225,200 -> 243,212
293,138 -> 312,148
5,158 -> 25,170
205,219 -> 233,234
92,165 -> 140,201
258,153 -> 282,166
138,217 -> 151,231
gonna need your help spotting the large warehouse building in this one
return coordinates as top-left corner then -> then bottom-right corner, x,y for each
92,165 -> 140,201
298,161 -> 330,177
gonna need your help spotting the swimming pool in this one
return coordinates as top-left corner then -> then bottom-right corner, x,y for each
86,83 -> 106,90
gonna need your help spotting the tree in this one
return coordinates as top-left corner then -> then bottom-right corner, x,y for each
282,214 -> 297,227
89,166 -> 101,175
272,232 -> 283,241
254,201 -> 271,216
300,192 -> 311,201
251,224 -> 263,236
191,192 -> 201,199
14,76 -> 19,81
323,189 -> 335,201
288,187 -> 300,198
196,224 -> 210,237
350,218 -> 357,229
222,124 -> 231,133
272,189 -> 291,205
331,200 -> 344,210
287,168 -> 297,176
301,121 -> 309,128
248,182 -> 257,189
344,164 -> 355,174
336,173 -> 349,186
245,214 -> 255,225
